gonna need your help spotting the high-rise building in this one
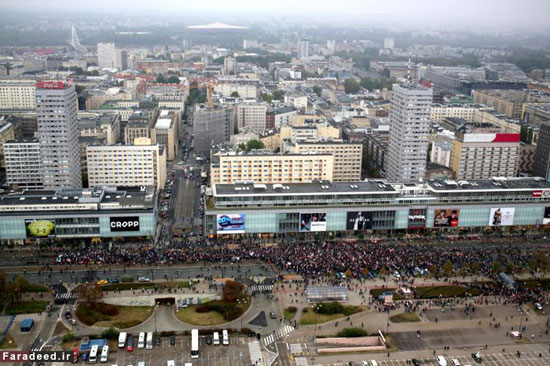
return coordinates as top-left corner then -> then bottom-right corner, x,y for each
114,49 -> 128,70
236,102 -> 268,132
386,84 -> 433,183
4,139 -> 43,189
384,38 -> 395,49
86,137 -> 166,189
97,42 -> 115,69
297,39 -> 309,60
243,39 -> 259,49
36,80 -> 82,188
223,57 -> 237,75
193,105 -> 234,155
534,123 -> 550,181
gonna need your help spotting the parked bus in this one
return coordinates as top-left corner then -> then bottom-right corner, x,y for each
118,332 -> 127,348
89,345 -> 99,363
146,332 -> 153,350
222,330 -> 229,346
191,329 -> 199,359
100,345 -> 109,363
137,332 -> 145,349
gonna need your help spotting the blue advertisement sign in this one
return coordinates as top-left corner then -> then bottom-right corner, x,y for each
217,214 -> 245,234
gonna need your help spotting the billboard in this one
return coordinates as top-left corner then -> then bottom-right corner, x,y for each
110,216 -> 140,232
299,212 -> 327,232
346,211 -> 373,231
544,207 -> 550,225
216,214 -> 245,234
433,209 -> 460,228
25,219 -> 56,238
489,207 -> 515,226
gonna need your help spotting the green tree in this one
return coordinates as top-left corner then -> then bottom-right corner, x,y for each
222,280 -> 244,302
492,261 -> 501,274
379,267 -> 388,278
230,91 -> 240,98
78,283 -> 103,304
14,276 -> 29,293
246,140 -> 264,151
429,264 -> 438,277
313,86 -> 322,97
344,78 -> 360,94
471,262 -> 482,274
156,74 -> 167,83
272,90 -> 284,101
261,93 -> 273,103
167,76 -> 180,84
1,62 -> 13,75
443,261 -> 453,277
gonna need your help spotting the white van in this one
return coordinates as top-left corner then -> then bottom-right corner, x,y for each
89,345 -> 99,364
222,330 -> 229,346
370,361 -> 379,366
137,361 -> 145,366
436,356 -> 448,366
167,361 -> 175,366
184,364 -> 192,366
100,346 -> 109,363
137,332 -> 145,349
213,332 -> 220,345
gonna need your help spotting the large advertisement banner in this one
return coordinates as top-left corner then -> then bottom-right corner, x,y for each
110,216 -> 140,232
299,213 -> 327,232
489,207 -> 515,226
544,207 -> 550,225
346,211 -> 373,231
25,219 -> 56,238
217,214 -> 245,234
433,209 -> 460,228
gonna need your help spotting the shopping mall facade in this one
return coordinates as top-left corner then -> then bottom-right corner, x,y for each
0,186 -> 157,244
205,178 -> 550,236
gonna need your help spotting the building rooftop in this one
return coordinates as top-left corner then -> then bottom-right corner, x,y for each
214,181 -> 397,196
425,177 -> 550,192
155,118 -> 173,129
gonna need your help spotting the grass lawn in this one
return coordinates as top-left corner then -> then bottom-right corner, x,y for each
370,288 -> 404,301
518,278 -> 550,290
100,281 -> 195,292
390,312 -> 420,323
299,306 -> 364,325
26,284 -> 50,293
0,333 -> 17,349
414,285 -> 481,299
76,302 -> 153,329
175,295 -> 251,326
5,301 -> 49,314
284,308 -> 297,322
175,305 -> 227,326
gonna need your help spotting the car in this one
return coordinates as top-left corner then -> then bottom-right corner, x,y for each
97,279 -> 108,285
451,359 -> 461,366
81,353 -> 88,361
247,330 -> 256,337
412,359 -> 421,366
471,352 -> 482,363
108,278 -> 119,283
70,318 -> 77,325
170,336 -> 176,346
177,161 -> 184,165
65,311 -> 72,320
205,337 -> 212,345
270,311 -> 277,319
154,337 -> 161,346
436,356 -> 447,366
126,336 -> 133,351
534,302 -> 543,311
138,276 -> 150,282
360,362 -> 368,366
72,347 -> 79,363
348,363 -> 358,366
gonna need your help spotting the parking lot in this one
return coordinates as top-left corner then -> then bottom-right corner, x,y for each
303,351 -> 550,366
74,336 -> 252,366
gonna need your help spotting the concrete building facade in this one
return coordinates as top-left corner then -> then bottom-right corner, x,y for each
4,139 -> 43,189
193,105 -> 234,155
236,102 -> 268,132
0,79 -> 36,110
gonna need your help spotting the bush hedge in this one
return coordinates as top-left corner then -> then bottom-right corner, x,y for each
337,328 -> 368,337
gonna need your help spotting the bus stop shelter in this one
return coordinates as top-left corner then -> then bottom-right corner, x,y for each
306,286 -> 348,302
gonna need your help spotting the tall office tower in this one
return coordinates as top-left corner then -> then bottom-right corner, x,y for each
36,81 -> 82,188
386,83 -> 433,183
534,123 -> 550,181
297,39 -> 309,60
114,49 -> 128,70
193,105 -> 234,155
384,37 -> 395,50
223,57 -> 237,75
97,42 -> 115,69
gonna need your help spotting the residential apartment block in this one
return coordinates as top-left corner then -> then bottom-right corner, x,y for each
4,139 -> 43,189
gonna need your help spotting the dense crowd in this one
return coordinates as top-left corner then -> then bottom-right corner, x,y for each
50,240 -> 543,281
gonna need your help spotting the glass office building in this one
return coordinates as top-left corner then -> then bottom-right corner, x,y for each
205,178 -> 550,236
0,186 -> 157,244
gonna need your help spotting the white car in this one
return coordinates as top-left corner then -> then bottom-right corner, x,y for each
138,276 -> 150,282
451,359 -> 461,366
436,356 -> 447,366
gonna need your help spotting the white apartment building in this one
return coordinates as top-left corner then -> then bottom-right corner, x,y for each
86,137 -> 166,190
431,103 -> 477,122
430,140 -> 452,167
237,102 -> 268,131
97,42 -> 116,69
283,141 -> 363,181
210,151 -> 334,185
215,83 -> 259,99
4,139 -> 43,189
0,79 -> 36,109
386,84 -> 433,183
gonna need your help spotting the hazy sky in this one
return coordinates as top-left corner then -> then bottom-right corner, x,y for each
2,0 -> 550,31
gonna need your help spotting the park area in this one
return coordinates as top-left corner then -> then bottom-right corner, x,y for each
76,302 -> 153,329
300,302 -> 364,325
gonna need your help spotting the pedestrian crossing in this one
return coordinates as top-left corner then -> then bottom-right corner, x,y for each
248,284 -> 274,293
295,357 -> 309,366
263,325 -> 294,346
290,343 -> 303,354
248,340 -> 263,365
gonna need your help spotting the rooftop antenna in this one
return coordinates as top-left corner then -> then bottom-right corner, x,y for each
407,57 -> 412,85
